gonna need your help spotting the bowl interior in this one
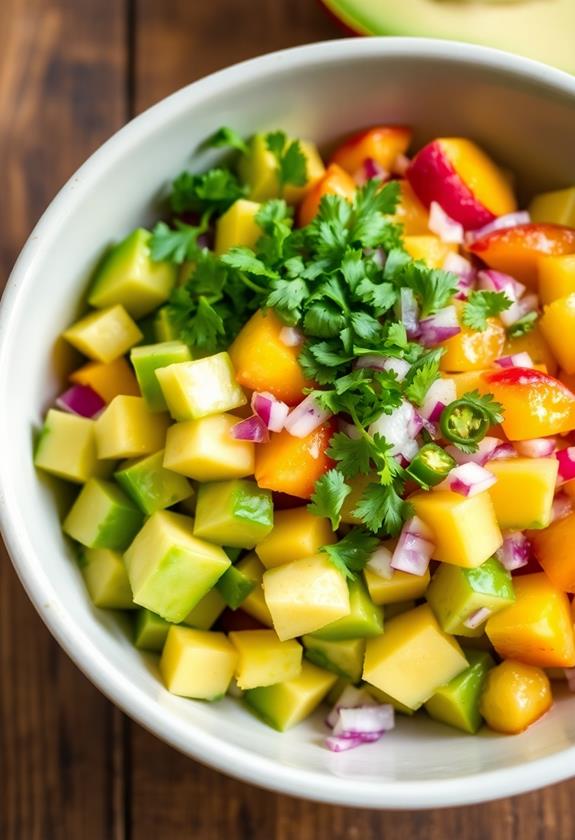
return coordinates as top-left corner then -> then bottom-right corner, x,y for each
2,39 -> 575,808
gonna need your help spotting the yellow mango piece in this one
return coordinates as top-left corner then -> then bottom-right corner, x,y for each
95,395 -> 169,459
262,554 -> 350,641
364,566 -> 430,606
63,305 -> 142,363
480,660 -> 552,734
215,199 -> 262,255
255,507 -> 336,569
538,254 -> 575,305
163,414 -> 254,481
156,352 -> 246,421
540,294 -> 575,374
70,356 -> 140,402
235,553 -> 273,627
486,573 -> 575,668
450,370 -> 488,398
183,587 -> 226,630
391,181 -> 429,235
160,626 -> 237,699
440,311 -> 506,372
229,629 -> 302,689
34,409 -> 111,484
403,235 -> 456,268
363,604 -> 467,710
239,134 -> 325,204
503,324 -> 558,376
486,457 -> 558,530
80,547 -> 135,609
529,186 -> 575,227
411,490 -> 502,568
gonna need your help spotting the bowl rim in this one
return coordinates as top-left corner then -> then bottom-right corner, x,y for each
2,36 -> 575,809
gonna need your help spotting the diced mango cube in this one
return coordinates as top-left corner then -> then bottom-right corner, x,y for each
215,199 -> 262,255
163,414 -> 254,481
63,479 -> 144,550
235,553 -> 273,627
538,254 -> 575,305
80,547 -> 135,609
95,396 -> 169,459
486,457 -> 558,530
529,186 -> 575,227
156,352 -> 246,421
160,626 -> 237,700
364,566 -> 430,605
485,573 -> 575,668
479,660 -> 552,734
262,554 -> 350,641
63,305 -> 142,363
34,409 -> 110,484
540,294 -> 575,374
130,341 -> 192,412
503,324 -> 558,376
70,356 -> 140,402
229,629 -> 302,689
411,490 -> 502,568
440,317 -> 506,372
255,507 -> 336,568
531,512 -> 575,593
403,235 -> 456,269
451,370 -> 488,397
182,587 -> 227,630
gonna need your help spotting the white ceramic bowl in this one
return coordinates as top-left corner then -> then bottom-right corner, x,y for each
2,38 -> 575,810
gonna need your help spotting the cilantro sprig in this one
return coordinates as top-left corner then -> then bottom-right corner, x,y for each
462,290 -> 512,331
265,131 -> 308,192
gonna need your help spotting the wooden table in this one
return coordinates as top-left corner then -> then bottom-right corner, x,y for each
1,1 -> 574,836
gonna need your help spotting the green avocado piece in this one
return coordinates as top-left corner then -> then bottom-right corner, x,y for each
134,608 -> 171,652
320,0 -> 575,75
302,635 -> 365,683
182,587 -> 227,629
215,565 -> 256,609
63,479 -> 144,551
425,649 -> 495,734
130,341 -> 192,412
135,314 -> 157,346
194,479 -> 274,549
426,556 -> 515,637
309,578 -> 383,641
35,409 -> 113,485
154,306 -> 181,343
114,450 -> 193,515
367,684 -> 417,716
88,228 -> 177,319
79,547 -> 135,609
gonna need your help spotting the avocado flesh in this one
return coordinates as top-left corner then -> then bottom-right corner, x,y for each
302,635 -> 365,683
194,479 -> 274,549
114,450 -> 193,515
321,0 -> 575,75
425,649 -> 495,733
134,608 -> 171,652
309,578 -> 383,641
216,565 -> 256,609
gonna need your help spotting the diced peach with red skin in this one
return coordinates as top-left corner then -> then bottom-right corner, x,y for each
298,164 -> 355,228
469,223 -> 575,288
255,421 -> 336,500
330,126 -> 412,175
406,138 -> 516,230
480,367 -> 575,440
530,512 -> 575,593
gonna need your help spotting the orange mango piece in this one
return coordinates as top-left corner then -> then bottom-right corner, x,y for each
403,236 -> 456,269
297,164 -> 356,228
559,369 -> 575,392
485,573 -> 575,668
440,314 -> 506,372
392,181 -> 430,235
330,126 -> 412,175
229,309 -> 311,405
530,512 -> 575,593
503,324 -> 558,377
450,370 -> 489,397
69,356 -> 140,403
540,294 -> 575,374
538,254 -> 575,305
255,421 -> 335,500
480,660 -> 552,735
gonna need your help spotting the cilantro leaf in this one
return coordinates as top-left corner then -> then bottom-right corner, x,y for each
303,303 -> 346,338
322,528 -> 380,580
205,126 -> 249,154
327,432 -> 373,479
266,277 -> 309,325
507,311 -> 538,338
150,220 -> 204,264
399,262 -> 459,318
265,131 -> 307,190
460,389 -> 504,425
353,483 -> 412,535
404,358 -> 440,406
220,247 -> 279,281
170,168 -> 246,215
354,276 -> 397,316
308,469 -> 351,529
463,290 -> 512,331
255,200 -> 294,264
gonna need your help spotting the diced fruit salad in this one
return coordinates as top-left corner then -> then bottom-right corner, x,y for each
35,124 -> 575,750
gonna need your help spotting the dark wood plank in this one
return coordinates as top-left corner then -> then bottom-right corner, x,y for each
0,0 -> 128,837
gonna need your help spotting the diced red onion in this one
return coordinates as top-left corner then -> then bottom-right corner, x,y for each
564,668 -> 575,692
231,414 -> 269,443
447,462 -> 497,497
443,252 -> 476,300
477,269 -> 525,302
392,154 -> 411,176
251,391 -> 289,433
465,211 -> 531,246
399,287 -> 420,338
391,516 -> 435,576
556,447 -> 575,481
495,352 -> 535,370
56,384 -> 105,419
337,418 -> 361,440
400,438 -> 420,462
551,492 -> 573,522
419,305 -> 461,347
407,411 -> 424,439
445,437 -> 502,467
354,157 -> 389,185
279,326 -> 303,347
514,437 -> 557,458
496,531 -> 532,571
428,201 -> 465,245
333,705 -> 395,737
488,442 -> 517,462
355,354 -> 388,371
500,293 -> 539,328
368,401 -> 416,455
464,607 -> 493,630
427,401 -> 445,423
284,394 -> 331,438
355,356 -> 410,382
326,686 -> 377,728
366,545 -> 394,579
421,378 -> 456,420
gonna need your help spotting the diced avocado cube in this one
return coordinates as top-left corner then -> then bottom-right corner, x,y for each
153,306 -> 181,342
224,547 -> 243,563
486,458 -> 559,530
215,199 -> 262,255
302,635 -> 365,684
88,228 -> 177,319
367,684 -> 417,716
63,305 -> 143,363
35,409 -> 111,484
194,479 -> 273,549
163,414 -> 254,481
156,352 -> 247,421
244,660 -> 337,731
235,553 -> 273,626
70,356 -> 140,402
130,341 -> 192,412
79,547 -> 135,609
63,479 -> 144,550
238,134 -> 325,205
385,600 -> 416,620
425,649 -> 495,734
114,450 -> 192,515
160,626 -> 237,700
255,507 -> 336,569
124,511 -> 230,622
135,314 -> 157,346
363,604 -> 468,710
262,554 -> 350,641
310,578 -> 383,641
95,396 -> 169,459
216,565 -> 256,609
426,556 -> 515,637
182,587 -> 227,630
134,608 -> 171,652
364,565 -> 430,605
229,629 -> 302,690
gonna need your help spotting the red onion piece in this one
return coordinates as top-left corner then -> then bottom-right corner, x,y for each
443,252 -> 477,300
496,531 -> 532,571
477,269 -> 525,302
391,516 -> 435,576
500,293 -> 539,328
421,378 -> 456,421
326,686 -> 377,728
366,545 -> 394,579
551,492 -> 573,522
325,733 -> 383,752
488,442 -> 517,462
419,305 -> 461,347
514,437 -> 557,458
428,201 -> 465,245
56,384 -> 105,419
494,352 -> 535,370
400,438 -> 420,463
354,356 -> 410,382
251,391 -> 289,433
337,418 -> 361,440
368,401 -> 417,455
333,705 -> 395,737
447,462 -> 497,497
279,326 -> 303,347
464,607 -> 493,630
445,437 -> 501,467
231,414 -> 269,443
465,211 -> 531,246
284,394 -> 331,438
354,157 -> 389,186
556,447 -> 575,481
399,287 -> 420,338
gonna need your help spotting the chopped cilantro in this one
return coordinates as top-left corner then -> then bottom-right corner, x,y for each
463,290 -> 512,331
322,528 -> 380,579
307,469 -> 351,530
265,131 -> 308,191
205,126 -> 249,155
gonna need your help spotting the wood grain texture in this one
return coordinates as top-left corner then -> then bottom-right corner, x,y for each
2,0 -> 575,837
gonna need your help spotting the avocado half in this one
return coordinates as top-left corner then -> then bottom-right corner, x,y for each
320,0 -> 575,75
